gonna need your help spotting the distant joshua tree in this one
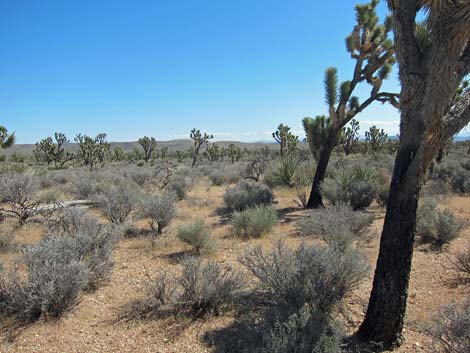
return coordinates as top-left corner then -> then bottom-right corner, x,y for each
34,132 -> 74,168
272,124 -> 298,157
137,136 -> 158,163
365,125 -> 388,153
342,119 -> 360,155
190,128 -> 213,167
74,133 -> 110,170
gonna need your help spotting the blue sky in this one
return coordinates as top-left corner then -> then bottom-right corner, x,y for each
0,0 -> 403,144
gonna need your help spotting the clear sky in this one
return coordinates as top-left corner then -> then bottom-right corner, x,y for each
0,0 -> 403,144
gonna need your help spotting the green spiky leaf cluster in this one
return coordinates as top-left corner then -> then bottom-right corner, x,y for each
0,126 -> 15,149
302,116 -> 332,161
272,124 -> 299,157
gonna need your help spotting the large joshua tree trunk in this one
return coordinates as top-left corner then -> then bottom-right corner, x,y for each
357,1 -> 470,349
306,129 -> 339,208
357,91 -> 426,347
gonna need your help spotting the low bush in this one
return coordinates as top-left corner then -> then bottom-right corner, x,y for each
451,168 -> 470,193
240,241 -> 369,312
208,170 -> 240,186
140,194 -> 176,236
454,245 -> 470,277
297,205 -> 373,251
122,166 -> 154,187
321,165 -> 377,210
265,157 -> 299,188
94,182 -> 139,224
259,307 -> 344,353
0,209 -> 117,324
430,301 -> 470,353
167,173 -> 193,200
0,173 -> 45,225
177,218 -> 218,255
71,172 -> 102,199
416,198 -> 464,250
223,181 -> 274,212
46,208 -> 118,290
0,233 -> 15,252
143,257 -> 244,319
238,241 -> 368,353
39,188 -> 62,204
231,206 -> 277,239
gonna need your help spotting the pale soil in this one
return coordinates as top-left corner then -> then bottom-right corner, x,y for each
0,182 -> 469,353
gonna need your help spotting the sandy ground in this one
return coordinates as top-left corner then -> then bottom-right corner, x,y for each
0,181 -> 469,353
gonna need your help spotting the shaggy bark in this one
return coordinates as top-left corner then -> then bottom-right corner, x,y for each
358,0 -> 470,349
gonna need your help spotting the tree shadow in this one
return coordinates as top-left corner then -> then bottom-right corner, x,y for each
157,250 -> 195,265
276,206 -> 304,224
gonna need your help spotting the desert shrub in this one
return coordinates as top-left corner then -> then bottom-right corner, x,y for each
143,257 -> 244,319
265,157 -> 300,188
416,198 -> 464,250
416,198 -> 438,243
0,233 -> 15,252
122,165 -> 154,187
451,168 -> 470,193
178,257 -> 244,318
0,239 -> 89,323
435,210 -> 465,248
430,301 -> 470,353
177,218 -> 218,255
349,181 -> 376,210
3,243 -> 107,323
376,181 -> 390,207
94,182 -> 139,224
46,207 -> 117,290
321,165 -> 377,210
140,194 -> 176,235
167,173 -> 193,200
297,206 -> 373,251
0,173 -> 45,225
454,245 -> 470,277
223,181 -> 274,212
209,169 -> 240,186
39,188 -> 62,204
231,206 -> 277,239
238,241 -> 368,353
259,307 -> 344,353
46,170 -> 73,186
240,241 -> 369,313
461,160 -> 470,171
71,172 -> 102,199
431,160 -> 462,182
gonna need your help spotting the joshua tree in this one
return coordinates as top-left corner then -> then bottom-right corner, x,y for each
137,136 -> 158,163
365,125 -> 388,153
304,0 -> 398,208
272,124 -> 298,157
302,116 -> 331,161
226,143 -> 242,163
74,133 -> 110,170
342,118 -> 360,155
112,147 -> 126,161
205,143 -> 221,162
0,126 -> 15,149
357,1 -> 470,349
159,146 -> 168,160
34,133 -> 74,168
190,128 -> 213,167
